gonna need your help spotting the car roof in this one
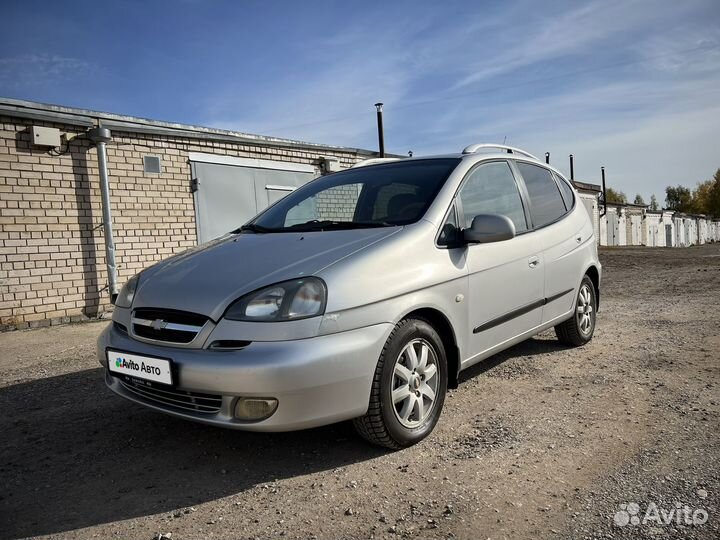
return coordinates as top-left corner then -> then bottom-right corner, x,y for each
353,151 -> 573,182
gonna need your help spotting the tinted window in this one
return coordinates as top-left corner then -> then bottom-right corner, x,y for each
554,173 -> 575,210
252,159 -> 459,231
517,163 -> 567,227
458,161 -> 527,232
372,183 -> 421,221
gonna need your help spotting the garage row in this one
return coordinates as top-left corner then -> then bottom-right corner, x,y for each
600,203 -> 720,247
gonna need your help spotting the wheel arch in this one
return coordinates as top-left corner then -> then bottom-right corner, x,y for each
584,264 -> 600,310
399,307 -> 460,389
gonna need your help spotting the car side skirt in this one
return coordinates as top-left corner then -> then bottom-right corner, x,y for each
460,308 -> 575,371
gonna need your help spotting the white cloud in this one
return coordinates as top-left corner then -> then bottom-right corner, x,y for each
203,25 -> 420,146
0,54 -> 91,87
449,0 -> 668,89
199,0 -> 720,195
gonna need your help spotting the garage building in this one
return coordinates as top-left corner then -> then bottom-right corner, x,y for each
0,98 -> 381,330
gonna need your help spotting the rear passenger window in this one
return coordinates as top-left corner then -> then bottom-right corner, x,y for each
458,161 -> 528,232
554,174 -> 575,210
517,163 -> 567,227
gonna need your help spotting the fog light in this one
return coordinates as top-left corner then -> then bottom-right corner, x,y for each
234,398 -> 278,421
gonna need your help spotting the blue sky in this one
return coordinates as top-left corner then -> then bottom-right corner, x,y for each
1,0 -> 719,200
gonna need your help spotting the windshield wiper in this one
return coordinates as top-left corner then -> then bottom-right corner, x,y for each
284,220 -> 394,231
234,223 -> 281,234
235,220 -> 395,234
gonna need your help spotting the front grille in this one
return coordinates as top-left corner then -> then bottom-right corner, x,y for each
131,308 -> 208,344
120,380 -> 222,414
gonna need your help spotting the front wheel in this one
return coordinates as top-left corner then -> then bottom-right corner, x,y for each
353,318 -> 447,449
555,275 -> 597,346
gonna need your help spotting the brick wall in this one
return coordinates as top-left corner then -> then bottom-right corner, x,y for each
0,115 -> 367,329
315,184 -> 362,221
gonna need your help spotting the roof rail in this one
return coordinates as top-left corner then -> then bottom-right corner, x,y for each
350,157 -> 402,168
462,144 -> 539,161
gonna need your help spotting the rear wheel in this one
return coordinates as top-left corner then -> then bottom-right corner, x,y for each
555,275 -> 596,346
353,318 -> 447,449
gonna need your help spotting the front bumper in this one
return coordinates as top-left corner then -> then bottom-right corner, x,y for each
97,322 -> 392,431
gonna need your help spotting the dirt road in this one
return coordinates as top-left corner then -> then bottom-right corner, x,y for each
1,245 -> 718,539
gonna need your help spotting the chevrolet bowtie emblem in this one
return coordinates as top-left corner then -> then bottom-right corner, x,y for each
152,319 -> 168,330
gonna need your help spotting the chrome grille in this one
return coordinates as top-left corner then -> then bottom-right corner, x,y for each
131,308 -> 207,344
120,380 -> 222,414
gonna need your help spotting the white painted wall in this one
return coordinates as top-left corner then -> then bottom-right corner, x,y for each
644,213 -> 661,247
617,209 -> 627,246
629,214 -> 642,245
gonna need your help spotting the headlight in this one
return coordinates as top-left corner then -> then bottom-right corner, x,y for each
114,274 -> 140,308
225,278 -> 326,322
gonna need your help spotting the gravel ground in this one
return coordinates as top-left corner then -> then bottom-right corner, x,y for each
0,245 -> 718,540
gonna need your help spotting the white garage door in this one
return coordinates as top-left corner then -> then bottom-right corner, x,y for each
189,152 -> 318,243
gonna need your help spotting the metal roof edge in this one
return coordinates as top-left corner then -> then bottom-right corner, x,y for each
601,201 -> 649,208
571,180 -> 602,192
0,97 -> 380,156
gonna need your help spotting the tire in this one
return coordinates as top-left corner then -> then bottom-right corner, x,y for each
353,318 -> 447,449
555,275 -> 597,346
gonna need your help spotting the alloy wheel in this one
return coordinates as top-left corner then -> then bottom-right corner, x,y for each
576,283 -> 594,336
391,339 -> 439,428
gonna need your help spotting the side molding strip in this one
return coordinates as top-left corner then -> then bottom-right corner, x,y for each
473,288 -> 574,334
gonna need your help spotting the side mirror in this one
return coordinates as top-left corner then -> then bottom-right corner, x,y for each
463,214 -> 516,244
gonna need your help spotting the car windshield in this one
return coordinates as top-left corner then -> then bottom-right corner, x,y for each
240,158 -> 460,233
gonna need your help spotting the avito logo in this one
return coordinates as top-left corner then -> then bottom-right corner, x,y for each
115,357 -> 140,371
114,356 -> 163,378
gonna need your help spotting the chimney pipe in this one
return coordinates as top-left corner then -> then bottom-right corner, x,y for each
569,154 -> 575,181
545,152 -> 550,164
600,166 -> 607,217
374,103 -> 385,158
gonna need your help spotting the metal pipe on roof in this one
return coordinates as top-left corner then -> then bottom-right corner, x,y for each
600,166 -> 607,218
374,103 -> 385,157
569,154 -> 574,180
545,152 -> 550,164
88,125 -> 119,302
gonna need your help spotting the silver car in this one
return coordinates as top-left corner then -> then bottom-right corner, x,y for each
98,144 -> 601,448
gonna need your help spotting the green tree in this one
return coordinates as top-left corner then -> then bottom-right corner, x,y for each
633,193 -> 646,205
709,168 -> 720,217
692,180 -> 713,214
690,169 -> 720,217
665,185 -> 693,212
649,194 -> 659,211
605,187 -> 627,204
662,171 -> 720,217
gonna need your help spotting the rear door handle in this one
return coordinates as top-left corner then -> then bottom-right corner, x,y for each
528,256 -> 540,268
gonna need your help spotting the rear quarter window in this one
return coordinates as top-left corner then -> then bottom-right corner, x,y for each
554,173 -> 575,210
517,162 -> 567,228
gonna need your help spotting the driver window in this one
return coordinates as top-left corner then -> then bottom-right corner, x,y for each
458,161 -> 528,232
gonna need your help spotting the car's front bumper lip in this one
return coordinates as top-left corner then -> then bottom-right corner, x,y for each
98,322 -> 392,431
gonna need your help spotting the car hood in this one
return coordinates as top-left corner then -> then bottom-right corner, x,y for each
133,227 -> 401,320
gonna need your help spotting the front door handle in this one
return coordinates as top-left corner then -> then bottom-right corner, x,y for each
528,256 -> 540,268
